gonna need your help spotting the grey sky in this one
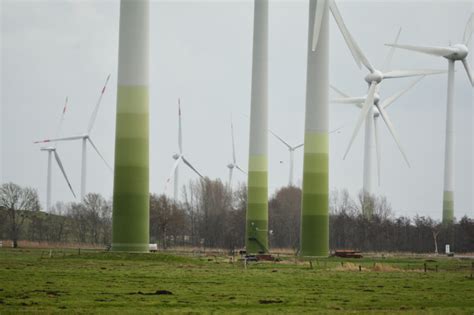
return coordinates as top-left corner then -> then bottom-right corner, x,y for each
1,0 -> 473,220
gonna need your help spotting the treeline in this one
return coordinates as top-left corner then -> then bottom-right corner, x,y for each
0,181 -> 473,253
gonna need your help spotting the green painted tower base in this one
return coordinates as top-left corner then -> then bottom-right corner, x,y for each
111,87 -> 150,253
300,132 -> 329,257
246,156 -> 268,254
442,191 -> 454,224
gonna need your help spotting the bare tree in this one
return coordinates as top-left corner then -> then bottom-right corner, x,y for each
0,183 -> 40,247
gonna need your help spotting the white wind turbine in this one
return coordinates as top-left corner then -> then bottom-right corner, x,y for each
34,75 -> 112,199
268,130 -> 303,187
386,13 -> 474,223
227,119 -> 245,188
339,30 -> 447,176
332,75 -> 426,191
165,98 -> 204,200
38,97 -> 76,211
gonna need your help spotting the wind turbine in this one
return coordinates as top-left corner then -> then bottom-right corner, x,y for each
165,98 -> 204,201
386,13 -> 474,224
227,119 -> 245,188
269,130 -> 303,187
34,74 -> 112,199
332,75 -> 426,194
38,97 -> 76,211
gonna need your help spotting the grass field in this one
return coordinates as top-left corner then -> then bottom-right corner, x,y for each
0,248 -> 473,314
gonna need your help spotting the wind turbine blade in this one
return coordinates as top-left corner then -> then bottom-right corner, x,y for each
384,44 -> 456,57
461,58 -> 474,87
87,74 -> 111,133
178,98 -> 183,154
331,97 -> 367,104
165,156 -> 182,191
381,76 -> 425,109
231,121 -> 236,164
54,96 -> 68,140
382,27 -> 402,72
376,104 -> 410,168
463,13 -> 474,46
235,165 -> 247,175
329,84 -> 351,98
33,135 -> 84,144
311,0 -> 328,51
269,129 -> 292,149
182,156 -> 204,178
343,81 -> 377,159
87,137 -> 112,171
373,116 -> 381,186
329,0 -> 375,71
293,143 -> 304,150
383,69 -> 446,79
53,151 -> 76,198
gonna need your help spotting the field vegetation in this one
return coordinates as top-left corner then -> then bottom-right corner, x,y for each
1,248 -> 473,314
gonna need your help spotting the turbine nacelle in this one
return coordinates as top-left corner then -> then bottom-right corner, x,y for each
40,147 -> 56,152
172,153 -> 180,160
365,70 -> 384,84
227,163 -> 235,169
445,44 -> 469,60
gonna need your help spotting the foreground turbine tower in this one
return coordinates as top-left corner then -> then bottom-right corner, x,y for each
387,13 -> 474,224
112,0 -> 149,252
301,0 -> 370,256
246,0 -> 269,254
300,0 -> 331,257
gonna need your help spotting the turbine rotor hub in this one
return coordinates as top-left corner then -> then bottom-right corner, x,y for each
373,106 -> 380,117
172,153 -> 180,160
373,93 -> 380,105
365,70 -> 383,84
453,44 -> 468,60
227,163 -> 234,169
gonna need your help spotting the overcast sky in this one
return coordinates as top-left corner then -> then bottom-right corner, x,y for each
1,0 -> 473,220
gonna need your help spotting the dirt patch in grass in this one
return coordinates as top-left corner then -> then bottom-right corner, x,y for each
259,298 -> 283,304
130,290 -> 173,296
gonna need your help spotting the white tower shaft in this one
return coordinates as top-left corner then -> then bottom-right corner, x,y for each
289,150 -> 294,186
46,151 -> 52,212
442,60 -> 455,223
363,107 -> 374,195
81,137 -> 87,199
174,166 -> 179,201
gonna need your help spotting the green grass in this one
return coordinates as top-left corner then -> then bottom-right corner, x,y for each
0,248 -> 473,314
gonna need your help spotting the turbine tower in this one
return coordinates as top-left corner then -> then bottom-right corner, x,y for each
34,74 -> 112,199
269,130 -> 303,187
301,0 -> 368,257
246,0 -> 269,254
165,99 -> 204,201
386,13 -> 474,224
227,119 -> 245,188
37,97 -> 76,211
112,0 -> 150,252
